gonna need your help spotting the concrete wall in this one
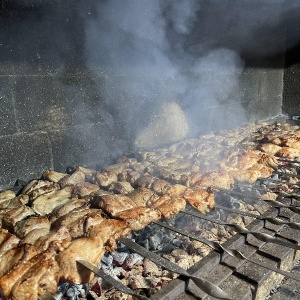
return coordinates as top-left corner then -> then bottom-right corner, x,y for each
0,1 -> 285,189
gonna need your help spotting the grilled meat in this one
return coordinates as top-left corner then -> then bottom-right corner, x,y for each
88,219 -> 131,251
127,187 -> 159,207
193,171 -> 234,190
10,252 -> 60,300
59,171 -> 85,188
0,229 -> 20,252
108,181 -> 135,195
22,228 -> 50,246
276,146 -> 300,158
34,226 -> 71,253
42,170 -> 67,183
75,166 -> 97,183
49,198 -> 89,223
56,235 -> 105,284
151,196 -> 186,219
183,187 -> 215,214
0,247 -> 56,299
96,171 -> 118,187
2,206 -> 35,232
75,181 -> 99,197
0,190 -> 16,204
0,244 -> 37,278
94,194 -> 137,217
115,207 -> 161,230
257,143 -> 282,155
14,216 -> 50,239
0,194 -> 29,210
31,185 -> 73,216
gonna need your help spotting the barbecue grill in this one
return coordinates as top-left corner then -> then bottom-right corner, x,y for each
1,1 -> 300,300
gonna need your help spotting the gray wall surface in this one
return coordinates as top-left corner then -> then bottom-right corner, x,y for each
0,1 -> 291,189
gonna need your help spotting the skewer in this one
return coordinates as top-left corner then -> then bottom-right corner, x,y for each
118,237 -> 232,300
154,221 -> 300,283
77,260 -> 149,300
215,204 -> 300,230
181,210 -> 300,250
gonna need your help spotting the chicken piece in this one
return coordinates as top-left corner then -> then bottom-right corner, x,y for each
105,163 -> 130,174
193,171 -> 234,190
22,228 -> 50,246
88,219 -> 131,251
59,171 -> 86,188
151,196 -> 186,219
108,181 -> 135,195
257,153 -> 278,169
10,252 -> 61,300
276,146 -> 300,158
183,188 -> 215,214
2,206 -> 35,232
0,229 -> 20,252
27,182 -> 61,201
118,170 -> 141,185
56,236 -> 105,284
127,187 -> 159,207
229,169 -> 260,184
75,181 -> 99,197
22,180 -> 54,195
166,184 -> 187,197
134,173 -> 156,189
183,172 -> 203,187
0,244 -> 37,278
14,216 -> 50,239
42,170 -> 68,183
75,166 -> 97,183
247,163 -> 274,179
34,226 -> 71,253
115,207 -> 161,231
49,198 -> 89,223
257,143 -> 282,155
96,171 -> 118,187
281,134 -> 300,149
94,194 -> 137,217
51,208 -> 100,239
0,247 -> 56,299
151,178 -> 172,195
31,185 -> 74,215
0,190 -> 15,204
51,207 -> 91,230
0,194 -> 29,209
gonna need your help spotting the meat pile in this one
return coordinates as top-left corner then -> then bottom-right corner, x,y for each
0,121 -> 299,300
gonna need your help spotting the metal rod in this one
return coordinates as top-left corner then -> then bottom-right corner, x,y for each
154,221 -> 300,283
118,238 -> 232,300
77,260 -> 149,300
216,204 -> 300,230
181,211 -> 300,250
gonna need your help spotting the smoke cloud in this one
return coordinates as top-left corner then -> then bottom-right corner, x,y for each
84,0 -> 300,149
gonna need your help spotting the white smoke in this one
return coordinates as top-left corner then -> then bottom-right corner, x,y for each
84,0 -> 300,149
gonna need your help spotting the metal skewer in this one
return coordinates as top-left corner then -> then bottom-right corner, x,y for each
118,237 -> 232,300
77,260 -> 149,300
181,210 -> 300,250
154,221 -> 300,283
216,204 -> 300,230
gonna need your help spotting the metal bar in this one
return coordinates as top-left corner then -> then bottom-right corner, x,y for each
118,238 -> 232,300
154,221 -> 300,283
181,211 -> 300,250
77,260 -> 149,300
216,204 -> 300,230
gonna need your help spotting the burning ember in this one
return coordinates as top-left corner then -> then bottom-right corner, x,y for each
1,121 -> 300,300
